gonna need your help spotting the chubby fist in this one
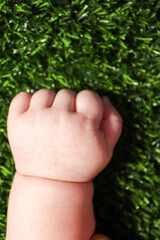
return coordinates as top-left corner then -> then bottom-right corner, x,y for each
7,89 -> 122,182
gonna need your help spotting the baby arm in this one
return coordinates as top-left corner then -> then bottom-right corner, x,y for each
7,172 -> 95,240
6,89 -> 122,240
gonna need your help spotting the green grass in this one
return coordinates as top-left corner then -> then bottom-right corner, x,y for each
0,0 -> 160,239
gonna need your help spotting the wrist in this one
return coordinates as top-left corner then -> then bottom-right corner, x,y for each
7,172 -> 95,240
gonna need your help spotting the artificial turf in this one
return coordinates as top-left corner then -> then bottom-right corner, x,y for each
0,0 -> 160,239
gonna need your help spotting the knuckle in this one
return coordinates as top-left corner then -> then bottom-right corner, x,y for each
31,89 -> 55,102
58,88 -> 76,96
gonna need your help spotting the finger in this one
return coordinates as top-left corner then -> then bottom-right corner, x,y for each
101,97 -> 123,157
30,89 -> 56,109
8,92 -> 32,118
76,90 -> 103,128
52,89 -> 76,112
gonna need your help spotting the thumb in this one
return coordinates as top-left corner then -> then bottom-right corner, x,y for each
90,233 -> 111,240
101,97 -> 122,158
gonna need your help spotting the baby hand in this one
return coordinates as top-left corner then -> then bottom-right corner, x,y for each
7,89 -> 122,182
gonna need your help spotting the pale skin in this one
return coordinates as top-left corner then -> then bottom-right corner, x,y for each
6,89 -> 122,240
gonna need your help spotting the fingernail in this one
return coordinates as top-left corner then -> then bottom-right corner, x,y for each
103,97 -> 116,110
103,97 -> 111,105
103,97 -> 119,113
